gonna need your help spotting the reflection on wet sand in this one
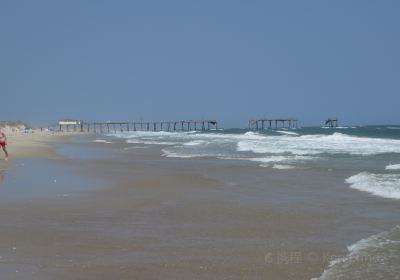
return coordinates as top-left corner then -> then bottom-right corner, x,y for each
0,172 -> 5,185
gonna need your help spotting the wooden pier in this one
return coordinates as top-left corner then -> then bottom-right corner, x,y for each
58,120 -> 218,133
249,118 -> 298,130
325,118 -> 338,128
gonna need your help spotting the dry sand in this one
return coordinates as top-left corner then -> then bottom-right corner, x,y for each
0,131 -> 75,169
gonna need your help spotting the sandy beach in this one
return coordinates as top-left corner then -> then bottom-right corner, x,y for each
0,131 -> 73,169
2,1 -> 399,278
0,133 -> 327,280
0,131 -> 399,280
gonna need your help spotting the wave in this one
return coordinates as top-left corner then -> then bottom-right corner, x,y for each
385,164 -> 400,170
93,139 -> 112,144
272,164 -> 296,169
250,155 -> 316,164
112,131 -> 400,157
161,151 -> 203,158
183,140 -> 210,146
108,131 -> 400,169
126,139 -> 179,145
161,149 -> 239,159
345,172 -> 400,200
276,130 -> 300,136
237,132 -> 400,156
313,226 -> 400,280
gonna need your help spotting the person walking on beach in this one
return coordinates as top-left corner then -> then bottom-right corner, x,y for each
0,129 -> 9,161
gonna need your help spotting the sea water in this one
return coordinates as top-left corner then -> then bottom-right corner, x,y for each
99,125 -> 400,279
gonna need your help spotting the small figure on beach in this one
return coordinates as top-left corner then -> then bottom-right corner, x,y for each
0,129 -> 9,161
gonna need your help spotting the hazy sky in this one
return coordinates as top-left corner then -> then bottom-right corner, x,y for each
1,0 -> 399,127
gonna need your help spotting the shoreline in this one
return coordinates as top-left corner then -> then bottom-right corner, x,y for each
0,132 -> 398,279
0,134 -> 329,279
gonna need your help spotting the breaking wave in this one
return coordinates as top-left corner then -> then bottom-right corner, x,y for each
313,226 -> 400,280
108,129 -> 400,169
346,172 -> 400,200
237,132 -> 400,156
386,164 -> 400,170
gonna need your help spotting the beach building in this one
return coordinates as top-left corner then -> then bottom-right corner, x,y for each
58,119 -> 83,131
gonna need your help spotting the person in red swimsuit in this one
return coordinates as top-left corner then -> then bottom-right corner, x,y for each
0,130 -> 8,161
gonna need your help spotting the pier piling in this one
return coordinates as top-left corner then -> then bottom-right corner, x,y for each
325,118 -> 338,128
57,119 -> 218,133
249,118 -> 298,130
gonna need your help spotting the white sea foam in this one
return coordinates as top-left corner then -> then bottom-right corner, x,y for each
272,164 -> 296,169
250,156 -> 294,163
108,131 -> 400,168
161,149 -> 231,159
184,140 -> 210,146
126,139 -> 180,145
93,139 -> 112,144
161,151 -> 202,158
123,146 -> 148,150
250,155 -> 315,164
276,130 -> 299,136
345,172 -> 400,199
312,226 -> 400,280
385,164 -> 400,170
237,132 -> 400,156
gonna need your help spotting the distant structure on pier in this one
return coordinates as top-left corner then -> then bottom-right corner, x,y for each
249,118 -> 298,130
58,119 -> 82,126
325,118 -> 338,128
57,119 -> 218,133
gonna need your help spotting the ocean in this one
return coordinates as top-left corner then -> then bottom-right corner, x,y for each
98,125 -> 400,279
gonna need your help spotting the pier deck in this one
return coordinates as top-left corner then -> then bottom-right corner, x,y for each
57,120 -> 218,133
249,118 -> 298,130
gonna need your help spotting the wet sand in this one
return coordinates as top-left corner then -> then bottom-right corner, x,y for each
1,135 -> 399,279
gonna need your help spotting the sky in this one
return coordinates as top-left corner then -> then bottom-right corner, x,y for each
1,0 -> 399,128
